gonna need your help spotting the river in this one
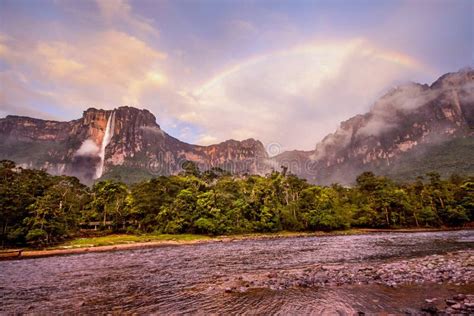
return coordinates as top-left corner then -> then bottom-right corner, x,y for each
1,230 -> 473,314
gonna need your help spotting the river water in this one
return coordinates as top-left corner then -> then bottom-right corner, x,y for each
1,230 -> 473,314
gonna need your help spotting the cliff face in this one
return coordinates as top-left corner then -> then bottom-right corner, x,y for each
0,106 -> 268,184
274,68 -> 474,184
1,69 -> 473,185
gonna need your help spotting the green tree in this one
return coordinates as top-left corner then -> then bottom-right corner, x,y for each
90,180 -> 129,229
25,177 -> 88,246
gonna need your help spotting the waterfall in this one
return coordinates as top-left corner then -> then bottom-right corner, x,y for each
95,111 -> 115,179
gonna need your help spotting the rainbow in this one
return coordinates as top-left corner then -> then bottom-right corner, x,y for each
193,38 -> 435,97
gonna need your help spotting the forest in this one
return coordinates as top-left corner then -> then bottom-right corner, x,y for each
0,160 -> 472,247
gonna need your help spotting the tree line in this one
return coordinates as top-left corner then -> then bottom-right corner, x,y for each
1,160 -> 472,247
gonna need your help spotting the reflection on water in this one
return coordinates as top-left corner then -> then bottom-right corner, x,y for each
1,230 -> 473,314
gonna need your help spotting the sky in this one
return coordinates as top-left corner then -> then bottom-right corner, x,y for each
0,0 -> 472,153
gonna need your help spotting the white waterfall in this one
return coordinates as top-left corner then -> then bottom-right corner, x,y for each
95,111 -> 115,179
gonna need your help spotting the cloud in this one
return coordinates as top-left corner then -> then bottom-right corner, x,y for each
0,70 -> 59,119
0,30 -> 167,116
176,38 -> 432,150
356,118 -> 397,138
0,29 -> 439,153
196,134 -> 219,145
96,0 -> 157,36
312,124 -> 355,161
357,72 -> 474,137
140,126 -> 165,138
356,83 -> 434,137
75,139 -> 100,156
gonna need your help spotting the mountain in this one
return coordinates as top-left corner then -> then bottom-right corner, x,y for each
274,68 -> 474,184
0,107 -> 268,184
1,68 -> 473,185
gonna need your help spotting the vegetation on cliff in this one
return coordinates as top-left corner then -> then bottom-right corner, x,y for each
1,160 -> 472,247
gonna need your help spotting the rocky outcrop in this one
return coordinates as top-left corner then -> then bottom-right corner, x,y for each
273,68 -> 474,184
0,106 -> 268,184
219,249 -> 473,292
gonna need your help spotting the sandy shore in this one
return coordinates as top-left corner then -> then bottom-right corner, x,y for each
0,239 -> 209,260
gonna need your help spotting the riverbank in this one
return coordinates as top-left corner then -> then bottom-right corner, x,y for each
1,227 -> 470,260
1,230 -> 472,314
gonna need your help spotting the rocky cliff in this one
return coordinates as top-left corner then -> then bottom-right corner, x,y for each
274,68 -> 474,184
1,69 -> 473,185
0,106 -> 268,184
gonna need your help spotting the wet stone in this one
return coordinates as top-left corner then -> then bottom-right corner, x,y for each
453,293 -> 466,301
450,303 -> 462,310
420,304 -> 438,314
446,299 -> 457,306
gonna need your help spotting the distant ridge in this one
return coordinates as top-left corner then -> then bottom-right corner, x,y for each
273,68 -> 474,184
0,69 -> 473,184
